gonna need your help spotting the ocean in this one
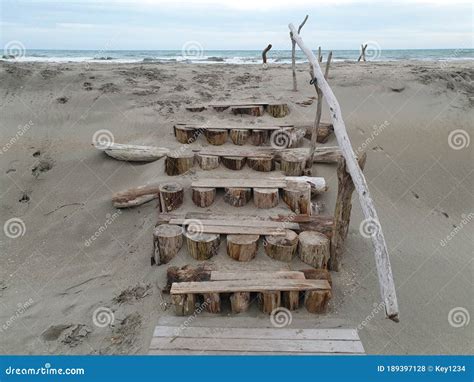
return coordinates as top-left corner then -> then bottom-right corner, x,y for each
2,48 -> 473,64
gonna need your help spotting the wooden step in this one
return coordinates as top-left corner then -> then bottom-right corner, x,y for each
171,278 -> 330,294
168,218 -> 300,231
210,270 -> 305,281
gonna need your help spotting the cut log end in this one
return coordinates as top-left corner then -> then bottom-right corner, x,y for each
165,151 -> 194,176
175,125 -> 199,144
253,188 -> 279,209
184,230 -> 220,260
282,183 -> 311,215
247,156 -> 274,172
264,230 -> 299,262
267,103 -> 289,118
226,234 -> 259,262
250,130 -> 269,146
221,156 -> 246,171
159,183 -> 184,212
196,154 -> 220,170
191,187 -> 216,208
230,129 -> 251,145
224,187 -> 252,207
298,231 -> 330,269
280,152 -> 307,176
204,129 -> 228,146
153,224 -> 184,265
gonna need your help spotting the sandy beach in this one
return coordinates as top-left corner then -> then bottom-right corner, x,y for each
0,59 -> 472,355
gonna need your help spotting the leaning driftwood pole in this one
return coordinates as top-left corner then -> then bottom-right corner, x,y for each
262,44 -> 272,65
306,50 -> 332,170
289,23 -> 399,321
358,44 -> 368,62
290,15 -> 308,91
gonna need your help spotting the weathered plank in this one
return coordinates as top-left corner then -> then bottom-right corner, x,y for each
182,225 -> 286,236
153,326 -> 359,341
169,218 -> 299,230
210,271 -> 305,281
150,337 -> 364,354
171,279 -> 330,294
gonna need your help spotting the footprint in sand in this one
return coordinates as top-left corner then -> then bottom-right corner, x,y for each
31,158 -> 53,177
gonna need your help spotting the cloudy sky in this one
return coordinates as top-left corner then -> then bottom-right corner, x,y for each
0,0 -> 472,50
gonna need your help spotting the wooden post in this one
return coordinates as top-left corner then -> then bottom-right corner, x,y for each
250,130 -> 268,146
306,50 -> 332,171
165,151 -> 194,176
267,104 -> 289,118
290,15 -> 309,92
281,151 -> 306,176
282,291 -> 300,310
203,293 -> 221,313
304,290 -> 331,313
153,224 -> 184,265
329,153 -> 367,271
192,187 -> 216,207
174,125 -> 198,144
289,23 -> 399,321
226,234 -> 259,262
262,44 -> 272,65
263,230 -> 299,262
259,291 -> 280,314
253,188 -> 279,209
282,182 -> 311,215
159,183 -> 184,212
358,44 -> 368,62
172,294 -> 197,316
298,231 -> 330,269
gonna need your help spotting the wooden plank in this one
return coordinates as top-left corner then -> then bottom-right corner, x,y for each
153,326 -> 359,341
185,225 -> 286,236
171,279 -> 331,294
169,218 -> 299,230
149,337 -> 364,354
178,124 -> 294,131
289,24 -> 399,321
210,271 -> 305,281
192,178 -> 287,189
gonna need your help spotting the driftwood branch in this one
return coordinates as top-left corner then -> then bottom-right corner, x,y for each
358,44 -> 368,62
290,15 -> 309,91
262,44 -> 273,65
289,23 -> 399,321
306,50 -> 332,170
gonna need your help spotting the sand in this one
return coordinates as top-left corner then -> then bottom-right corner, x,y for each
0,59 -> 472,354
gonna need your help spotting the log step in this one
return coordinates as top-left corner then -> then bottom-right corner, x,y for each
170,278 -> 331,315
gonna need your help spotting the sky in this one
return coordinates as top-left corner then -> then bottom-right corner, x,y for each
0,0 -> 472,50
